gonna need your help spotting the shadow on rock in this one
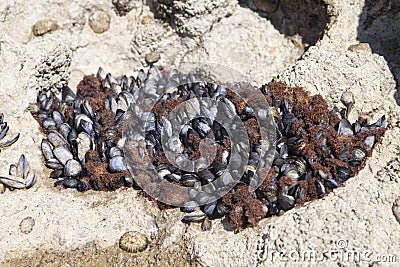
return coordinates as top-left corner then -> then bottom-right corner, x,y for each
239,0 -> 331,49
357,0 -> 400,105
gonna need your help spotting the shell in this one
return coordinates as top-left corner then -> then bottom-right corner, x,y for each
42,117 -> 56,129
19,216 -> 35,234
64,159 -> 82,177
338,119 -> 353,136
77,132 -> 93,161
52,110 -> 64,125
336,166 -> 353,181
109,156 -> 127,172
109,146 -> 123,158
48,131 -> 69,147
53,146 -> 73,165
89,9 -> 110,34
46,158 -> 63,170
0,133 -> 19,148
25,173 -> 36,189
62,178 -> 79,189
0,176 -> 26,189
119,231 -> 148,253
182,210 -> 207,222
278,194 -> 295,211
352,146 -> 367,161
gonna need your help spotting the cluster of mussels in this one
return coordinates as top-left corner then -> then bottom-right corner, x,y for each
0,113 -> 36,193
33,69 -> 134,191
222,83 -> 386,228
33,67 -> 386,230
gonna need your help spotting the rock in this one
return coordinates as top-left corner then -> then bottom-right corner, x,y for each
89,9 -> 111,34
131,17 -> 172,59
151,0 -> 235,37
34,46 -> 72,93
32,19 -> 59,36
112,0 -> 137,16
145,52 -> 161,64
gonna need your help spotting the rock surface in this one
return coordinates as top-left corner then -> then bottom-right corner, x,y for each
0,0 -> 399,266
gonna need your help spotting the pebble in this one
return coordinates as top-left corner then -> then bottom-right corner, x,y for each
393,197 -> 400,224
348,43 -> 372,53
119,231 -> 148,253
89,9 -> 111,34
32,19 -> 59,36
340,91 -> 354,107
145,52 -> 160,64
19,217 -> 35,234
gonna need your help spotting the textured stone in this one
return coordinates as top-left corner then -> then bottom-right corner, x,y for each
151,0 -> 236,37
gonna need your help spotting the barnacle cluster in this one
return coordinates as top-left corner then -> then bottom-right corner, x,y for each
33,66 -> 386,229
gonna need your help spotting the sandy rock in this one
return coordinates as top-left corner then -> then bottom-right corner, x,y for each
151,0 -> 236,38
